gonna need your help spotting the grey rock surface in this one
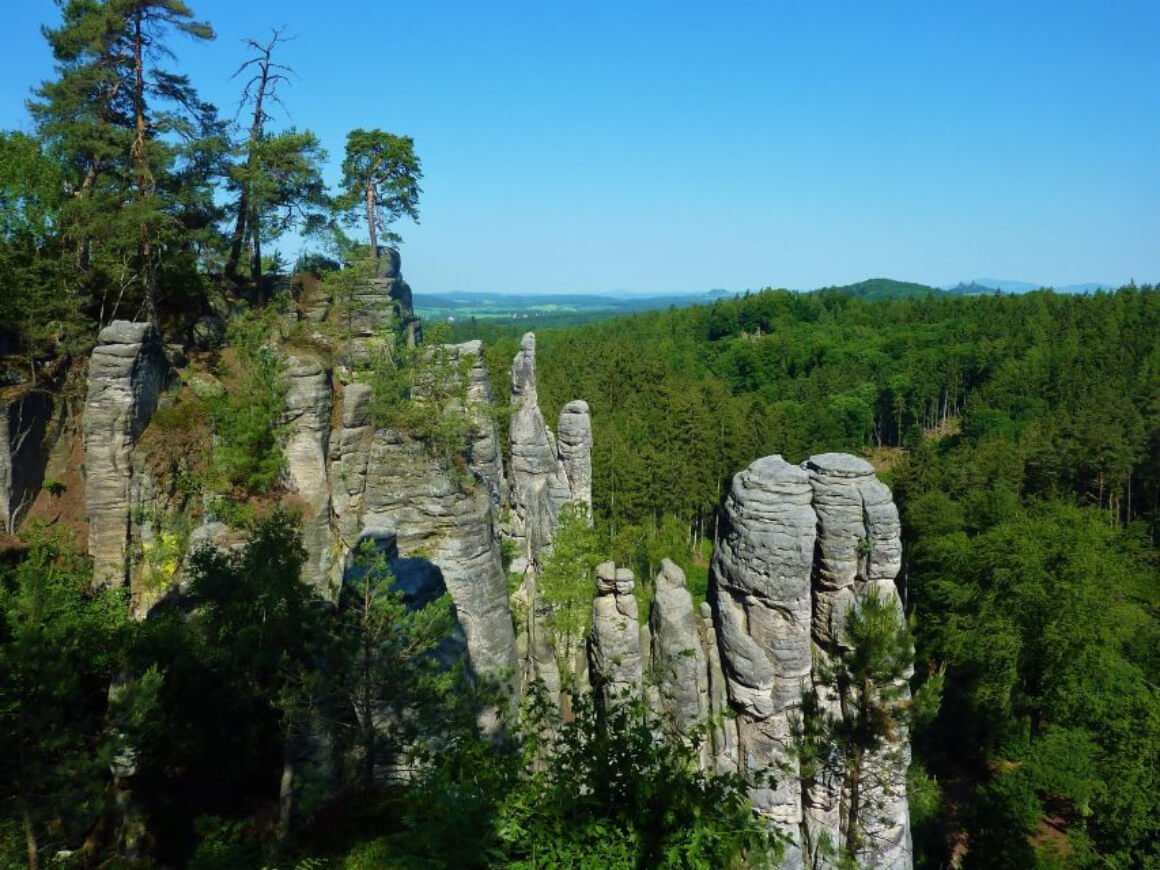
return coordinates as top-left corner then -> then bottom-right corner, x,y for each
803,452 -> 912,870
84,322 -> 168,587
704,451 -> 912,868
507,333 -> 591,568
360,430 -> 515,680
0,388 -> 53,533
649,559 -> 709,735
282,355 -> 335,596
710,455 -> 814,865
556,400 -> 592,509
589,561 -> 643,705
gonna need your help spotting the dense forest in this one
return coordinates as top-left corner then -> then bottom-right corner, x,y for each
1,1 -> 1158,868
465,286 -> 1159,868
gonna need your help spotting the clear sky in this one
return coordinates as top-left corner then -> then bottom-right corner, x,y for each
3,1 -> 1158,294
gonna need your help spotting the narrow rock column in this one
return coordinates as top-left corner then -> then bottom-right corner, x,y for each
588,561 -> 643,706
83,322 -> 167,587
506,333 -> 587,569
556,400 -> 592,510
283,355 -> 335,597
649,559 -> 709,736
710,455 -> 817,868
804,453 -> 912,870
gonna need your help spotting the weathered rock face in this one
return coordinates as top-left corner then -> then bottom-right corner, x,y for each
711,455 -> 815,867
803,453 -> 911,870
359,430 -> 515,679
83,322 -> 168,587
556,400 -> 592,510
327,341 -> 516,682
454,340 -> 506,505
649,559 -> 710,737
507,333 -> 592,571
282,355 -> 335,596
0,387 -> 53,533
589,561 -> 643,705
707,453 -> 912,870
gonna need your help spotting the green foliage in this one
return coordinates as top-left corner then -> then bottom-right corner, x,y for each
29,0 -> 224,324
382,684 -> 780,869
225,30 -> 329,286
0,527 -> 128,864
363,319 -> 474,469
331,539 -> 463,791
336,129 -> 422,254
798,591 -> 914,862
209,308 -> 287,493
537,502 -> 602,679
0,131 -> 75,369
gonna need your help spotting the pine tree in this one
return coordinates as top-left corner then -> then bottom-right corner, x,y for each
226,30 -> 329,288
337,129 -> 422,258
30,0 -> 222,327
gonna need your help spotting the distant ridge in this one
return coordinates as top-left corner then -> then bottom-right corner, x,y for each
812,278 -> 942,301
942,278 -> 1115,295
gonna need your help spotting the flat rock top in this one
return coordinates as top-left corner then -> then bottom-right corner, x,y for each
742,455 -> 811,487
98,320 -> 156,346
804,452 -> 875,477
455,339 -> 483,356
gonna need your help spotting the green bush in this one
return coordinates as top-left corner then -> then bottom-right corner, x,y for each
210,310 -> 287,493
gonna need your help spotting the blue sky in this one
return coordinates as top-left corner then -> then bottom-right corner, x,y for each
4,1 -> 1158,294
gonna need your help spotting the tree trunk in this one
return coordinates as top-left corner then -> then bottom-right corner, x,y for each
229,44 -> 271,282
276,726 -> 295,841
365,184 -> 378,257
252,215 -> 263,293
132,9 -> 157,328
226,192 -> 249,281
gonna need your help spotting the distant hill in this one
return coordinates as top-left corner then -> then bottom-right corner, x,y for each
813,278 -> 943,301
942,278 -> 1116,295
413,289 -> 724,324
945,281 -> 1004,296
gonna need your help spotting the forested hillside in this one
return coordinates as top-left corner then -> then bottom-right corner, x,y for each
468,286 -> 1160,868
1,0 -> 1157,867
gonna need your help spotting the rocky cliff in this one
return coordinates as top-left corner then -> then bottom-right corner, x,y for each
83,322 -> 169,588
5,252 -> 911,864
707,453 -> 912,869
507,332 -> 592,573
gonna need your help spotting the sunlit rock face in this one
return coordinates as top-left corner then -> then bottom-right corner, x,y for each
803,453 -> 911,870
588,561 -> 643,706
328,340 -> 517,683
83,321 -> 168,588
708,452 -> 912,870
282,354 -> 334,596
506,333 -> 592,572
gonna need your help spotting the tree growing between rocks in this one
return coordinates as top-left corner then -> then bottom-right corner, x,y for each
536,501 -> 602,712
796,591 -> 913,866
336,129 -> 422,258
226,29 -> 329,287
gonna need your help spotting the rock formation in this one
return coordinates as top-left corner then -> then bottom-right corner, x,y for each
83,322 -> 168,587
649,559 -> 710,739
708,453 -> 912,870
803,453 -> 911,870
507,333 -> 592,572
0,386 -> 53,533
282,355 -> 335,595
57,273 -> 911,864
711,455 -> 815,867
588,561 -> 644,706
556,400 -> 592,509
